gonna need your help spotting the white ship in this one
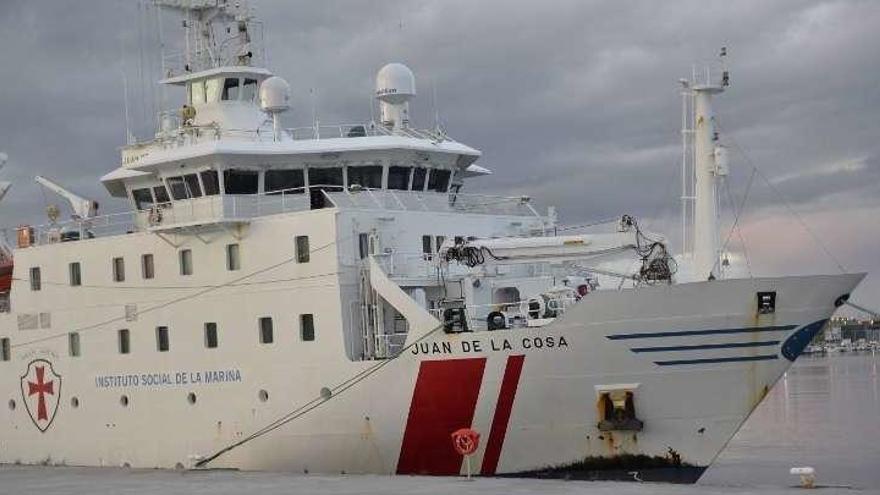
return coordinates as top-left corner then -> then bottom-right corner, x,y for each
0,1 -> 863,483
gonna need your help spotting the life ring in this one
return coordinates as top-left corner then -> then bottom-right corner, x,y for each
451,428 -> 480,456
577,284 -> 591,298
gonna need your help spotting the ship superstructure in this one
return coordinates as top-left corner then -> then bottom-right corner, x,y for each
0,1 -> 863,482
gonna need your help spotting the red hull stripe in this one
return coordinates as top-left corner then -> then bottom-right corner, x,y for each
396,357 -> 487,475
480,354 -> 526,475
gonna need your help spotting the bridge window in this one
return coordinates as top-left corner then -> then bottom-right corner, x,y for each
179,249 -> 193,276
68,332 -> 81,357
184,174 -> 202,198
29,267 -> 41,291
224,169 -> 259,194
347,165 -> 383,189
153,185 -> 171,205
265,169 -> 305,195
204,322 -> 219,349
141,254 -> 155,279
411,168 -> 427,191
113,257 -> 125,282
388,166 -> 411,190
308,167 -> 343,209
167,174 -> 202,200
242,79 -> 258,102
222,78 -> 240,101
69,262 -> 82,287
118,329 -> 130,355
259,317 -> 274,344
200,170 -> 219,196
295,236 -> 310,263
132,188 -> 154,210
0,337 -> 9,361
428,169 -> 451,192
300,314 -> 315,341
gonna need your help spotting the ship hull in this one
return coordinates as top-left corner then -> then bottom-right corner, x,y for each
2,265 -> 859,482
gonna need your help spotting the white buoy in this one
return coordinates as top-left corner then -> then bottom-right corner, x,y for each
790,466 -> 816,488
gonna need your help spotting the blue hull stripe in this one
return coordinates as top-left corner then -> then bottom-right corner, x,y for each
607,325 -> 797,340
654,354 -> 779,366
631,340 -> 780,353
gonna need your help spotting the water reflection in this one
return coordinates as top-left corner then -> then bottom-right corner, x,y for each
701,352 -> 880,489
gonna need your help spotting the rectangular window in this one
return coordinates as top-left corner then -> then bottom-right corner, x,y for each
241,79 -> 258,102
265,169 -> 305,194
166,176 -> 189,200
300,314 -> 315,342
347,165 -> 383,189
68,332 -> 81,357
388,166 -> 411,190
358,233 -> 370,259
69,262 -> 82,287
223,169 -> 259,194
183,173 -> 203,198
1,338 -> 10,361
156,326 -> 170,352
226,243 -> 240,271
428,169 -> 452,192
153,185 -> 171,205
435,236 -> 446,252
222,77 -> 240,100
113,257 -> 125,282
200,170 -> 220,196
118,329 -> 130,355
422,235 -> 433,256
204,322 -> 218,349
259,317 -> 274,344
411,168 -> 427,191
141,254 -> 155,279
132,188 -> 155,210
179,249 -> 193,276
29,267 -> 41,291
295,236 -> 310,263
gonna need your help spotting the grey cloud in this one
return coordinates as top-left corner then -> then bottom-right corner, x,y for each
0,0 -> 878,307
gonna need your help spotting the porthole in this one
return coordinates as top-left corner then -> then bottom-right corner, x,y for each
70,397 -> 80,408
8,399 -> 15,411
258,389 -> 269,402
187,392 -> 197,405
120,395 -> 129,407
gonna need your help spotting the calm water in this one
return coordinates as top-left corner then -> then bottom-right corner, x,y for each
701,352 -> 880,490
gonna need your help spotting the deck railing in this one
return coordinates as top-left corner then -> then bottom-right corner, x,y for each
7,188 -> 539,248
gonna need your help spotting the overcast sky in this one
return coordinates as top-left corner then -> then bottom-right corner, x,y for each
0,0 -> 878,311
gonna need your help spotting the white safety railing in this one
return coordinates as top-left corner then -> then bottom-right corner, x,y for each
10,187 -> 537,248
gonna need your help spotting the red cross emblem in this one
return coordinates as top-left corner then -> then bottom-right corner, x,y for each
20,359 -> 62,433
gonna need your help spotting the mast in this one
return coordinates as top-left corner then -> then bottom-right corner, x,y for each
681,53 -> 730,281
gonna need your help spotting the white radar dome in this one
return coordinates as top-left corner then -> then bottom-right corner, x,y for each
375,63 -> 416,104
259,76 -> 291,113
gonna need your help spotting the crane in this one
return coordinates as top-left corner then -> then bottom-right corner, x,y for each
35,175 -> 99,221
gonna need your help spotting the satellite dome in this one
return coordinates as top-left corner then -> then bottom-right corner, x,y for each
259,76 -> 291,113
375,63 -> 416,104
